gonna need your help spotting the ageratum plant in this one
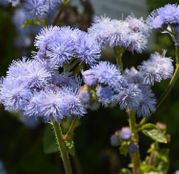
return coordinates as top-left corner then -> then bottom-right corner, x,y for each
0,1 -> 179,174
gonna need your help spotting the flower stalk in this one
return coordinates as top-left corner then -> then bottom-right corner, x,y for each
52,122 -> 73,174
128,110 -> 141,174
114,46 -> 124,71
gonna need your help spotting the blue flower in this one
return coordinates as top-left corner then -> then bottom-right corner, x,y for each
0,79 -> 33,112
147,4 -> 179,29
35,26 -> 98,68
138,51 -> 174,85
7,58 -> 52,90
88,16 -> 149,52
90,61 -> 123,88
75,33 -> 101,65
124,67 -> 143,84
25,87 -> 86,121
136,86 -> 156,117
24,0 -> 49,19
118,84 -> 143,110
96,86 -> 116,106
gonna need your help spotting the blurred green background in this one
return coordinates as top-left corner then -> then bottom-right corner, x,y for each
0,0 -> 179,173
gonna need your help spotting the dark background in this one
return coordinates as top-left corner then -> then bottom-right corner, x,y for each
0,0 -> 179,173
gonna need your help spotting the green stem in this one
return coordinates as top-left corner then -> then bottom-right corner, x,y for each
65,117 -> 80,140
72,153 -> 83,174
139,45 -> 179,127
114,46 -> 124,71
128,110 -> 141,174
157,64 -> 179,108
52,0 -> 70,25
52,122 -> 73,174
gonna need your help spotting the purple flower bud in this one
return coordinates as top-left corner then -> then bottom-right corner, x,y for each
120,127 -> 131,140
79,88 -> 91,104
82,70 -> 97,86
128,143 -> 138,153
110,134 -> 120,146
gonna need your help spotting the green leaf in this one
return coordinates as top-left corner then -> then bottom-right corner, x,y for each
141,124 -> 167,144
155,149 -> 169,173
43,125 -> 59,154
140,163 -> 163,174
119,168 -> 132,174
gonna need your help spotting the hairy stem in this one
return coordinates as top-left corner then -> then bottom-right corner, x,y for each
52,122 -> 73,174
114,46 -> 124,71
128,110 -> 141,174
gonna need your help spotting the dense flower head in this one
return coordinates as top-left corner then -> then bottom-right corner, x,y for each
96,86 -> 116,106
0,79 -> 33,112
0,56 -> 86,121
34,26 -> 101,68
136,86 -> 156,117
124,67 -> 143,84
117,84 -> 143,110
147,4 -> 179,29
88,16 -> 149,53
25,88 -> 86,121
83,61 -> 123,88
7,58 -> 52,90
24,0 -> 61,19
138,51 -> 174,85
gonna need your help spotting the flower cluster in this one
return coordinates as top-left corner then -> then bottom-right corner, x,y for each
35,26 -> 101,68
7,0 -> 61,19
0,8 -> 175,122
147,4 -> 179,29
0,58 -> 86,121
88,16 -> 150,53
82,50 -> 173,116
110,127 -> 131,146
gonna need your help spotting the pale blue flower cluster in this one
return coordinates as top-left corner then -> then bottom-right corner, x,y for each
35,26 -> 101,68
88,16 -> 150,53
7,0 -> 61,20
147,4 -> 179,29
82,50 -> 173,116
0,58 -> 86,121
138,51 -> 174,85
